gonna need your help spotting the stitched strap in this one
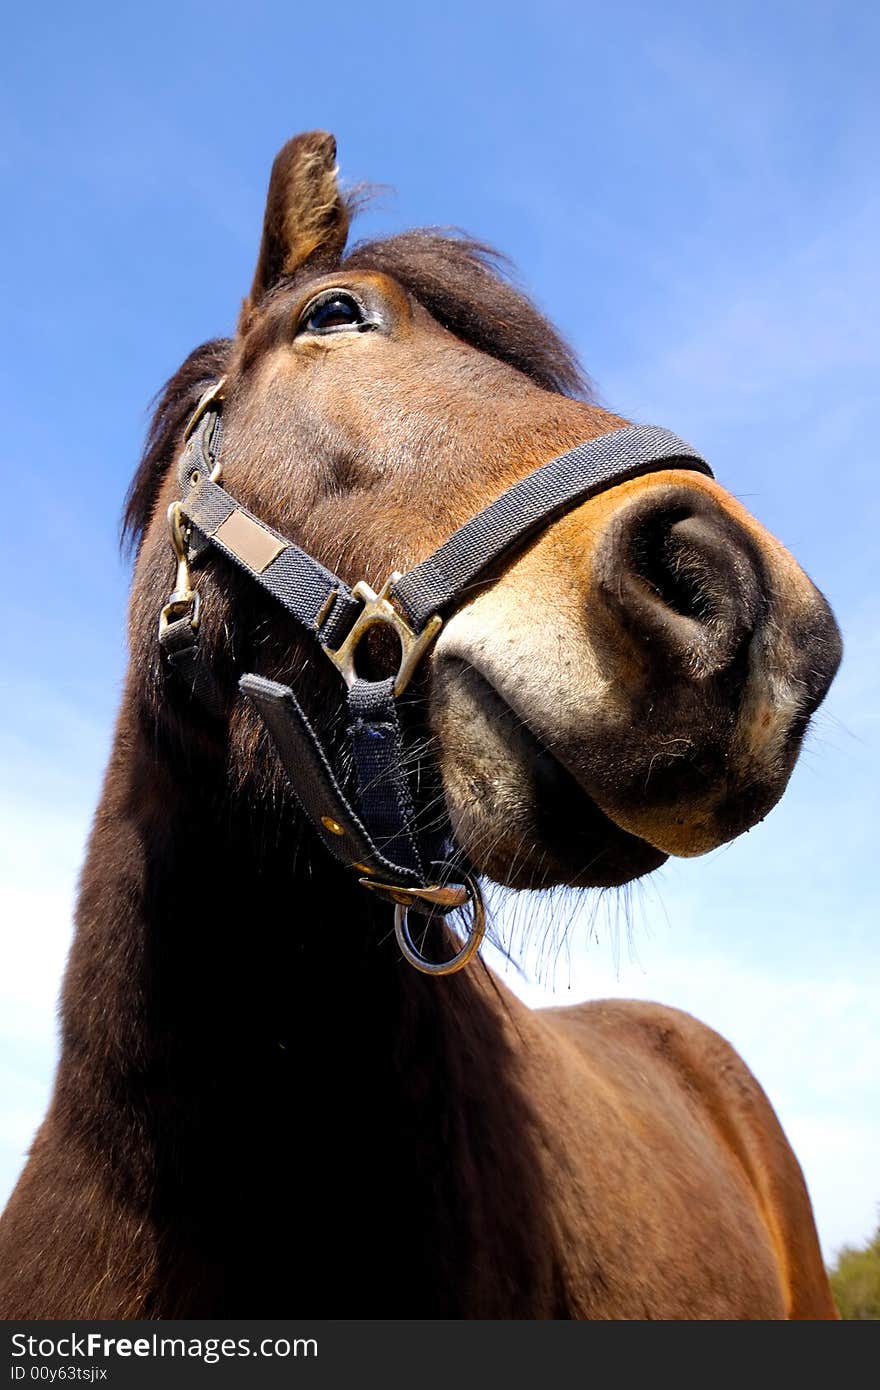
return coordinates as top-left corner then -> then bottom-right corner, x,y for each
391,424 -> 712,629
160,612 -> 226,720
348,678 -> 425,878
240,673 -> 431,886
239,673 -> 423,886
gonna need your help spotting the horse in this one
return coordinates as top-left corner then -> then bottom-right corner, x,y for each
0,131 -> 842,1319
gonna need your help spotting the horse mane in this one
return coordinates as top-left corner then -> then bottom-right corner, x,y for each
122,337 -> 233,552
122,228 -> 589,549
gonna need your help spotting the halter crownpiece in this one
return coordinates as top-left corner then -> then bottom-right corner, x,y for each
158,381 -> 713,974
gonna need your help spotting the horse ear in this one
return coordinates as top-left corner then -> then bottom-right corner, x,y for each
241,131 -> 350,326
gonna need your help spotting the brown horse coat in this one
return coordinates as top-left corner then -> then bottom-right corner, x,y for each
0,133 -> 840,1319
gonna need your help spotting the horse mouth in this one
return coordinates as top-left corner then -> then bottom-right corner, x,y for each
431,659 -> 667,889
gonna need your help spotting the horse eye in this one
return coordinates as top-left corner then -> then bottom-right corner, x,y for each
301,293 -> 365,333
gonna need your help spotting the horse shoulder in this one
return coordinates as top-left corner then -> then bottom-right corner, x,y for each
535,996 -> 837,1319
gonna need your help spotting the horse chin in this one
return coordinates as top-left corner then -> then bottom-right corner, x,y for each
431,660 -> 667,889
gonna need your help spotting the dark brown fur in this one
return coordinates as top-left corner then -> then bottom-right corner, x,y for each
123,233 -> 586,553
0,132 -> 839,1318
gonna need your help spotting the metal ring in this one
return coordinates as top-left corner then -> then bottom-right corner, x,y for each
393,874 -> 485,976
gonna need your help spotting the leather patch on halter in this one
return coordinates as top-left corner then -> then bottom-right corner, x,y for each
214,510 -> 286,573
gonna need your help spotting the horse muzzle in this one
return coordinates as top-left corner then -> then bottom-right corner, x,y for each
431,470 -> 842,883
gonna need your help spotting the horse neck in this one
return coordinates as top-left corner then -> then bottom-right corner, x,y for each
62,690 -> 493,1092
49,690 -> 567,1314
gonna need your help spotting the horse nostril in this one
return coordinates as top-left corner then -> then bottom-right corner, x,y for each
596,488 -> 764,676
630,507 -> 715,625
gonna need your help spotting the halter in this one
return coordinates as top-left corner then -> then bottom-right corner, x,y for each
158,380 -> 713,974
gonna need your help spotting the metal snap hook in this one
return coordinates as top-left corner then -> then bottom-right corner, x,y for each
158,500 -> 200,635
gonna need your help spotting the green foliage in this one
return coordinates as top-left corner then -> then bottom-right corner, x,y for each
828,1221 -> 880,1319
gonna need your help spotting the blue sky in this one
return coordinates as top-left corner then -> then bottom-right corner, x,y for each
1,1 -> 877,1262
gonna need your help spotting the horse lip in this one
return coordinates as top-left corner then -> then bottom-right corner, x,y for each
444,656 -> 655,852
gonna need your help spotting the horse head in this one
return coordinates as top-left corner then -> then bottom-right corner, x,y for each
125,131 -> 841,895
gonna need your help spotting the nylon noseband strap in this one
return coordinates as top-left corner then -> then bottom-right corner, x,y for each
159,396 -> 713,918
391,424 -> 713,630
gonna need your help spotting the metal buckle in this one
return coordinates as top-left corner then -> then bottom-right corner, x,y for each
182,378 -> 227,484
159,501 -> 200,636
183,377 -> 226,442
323,574 -> 443,697
357,879 -> 470,910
